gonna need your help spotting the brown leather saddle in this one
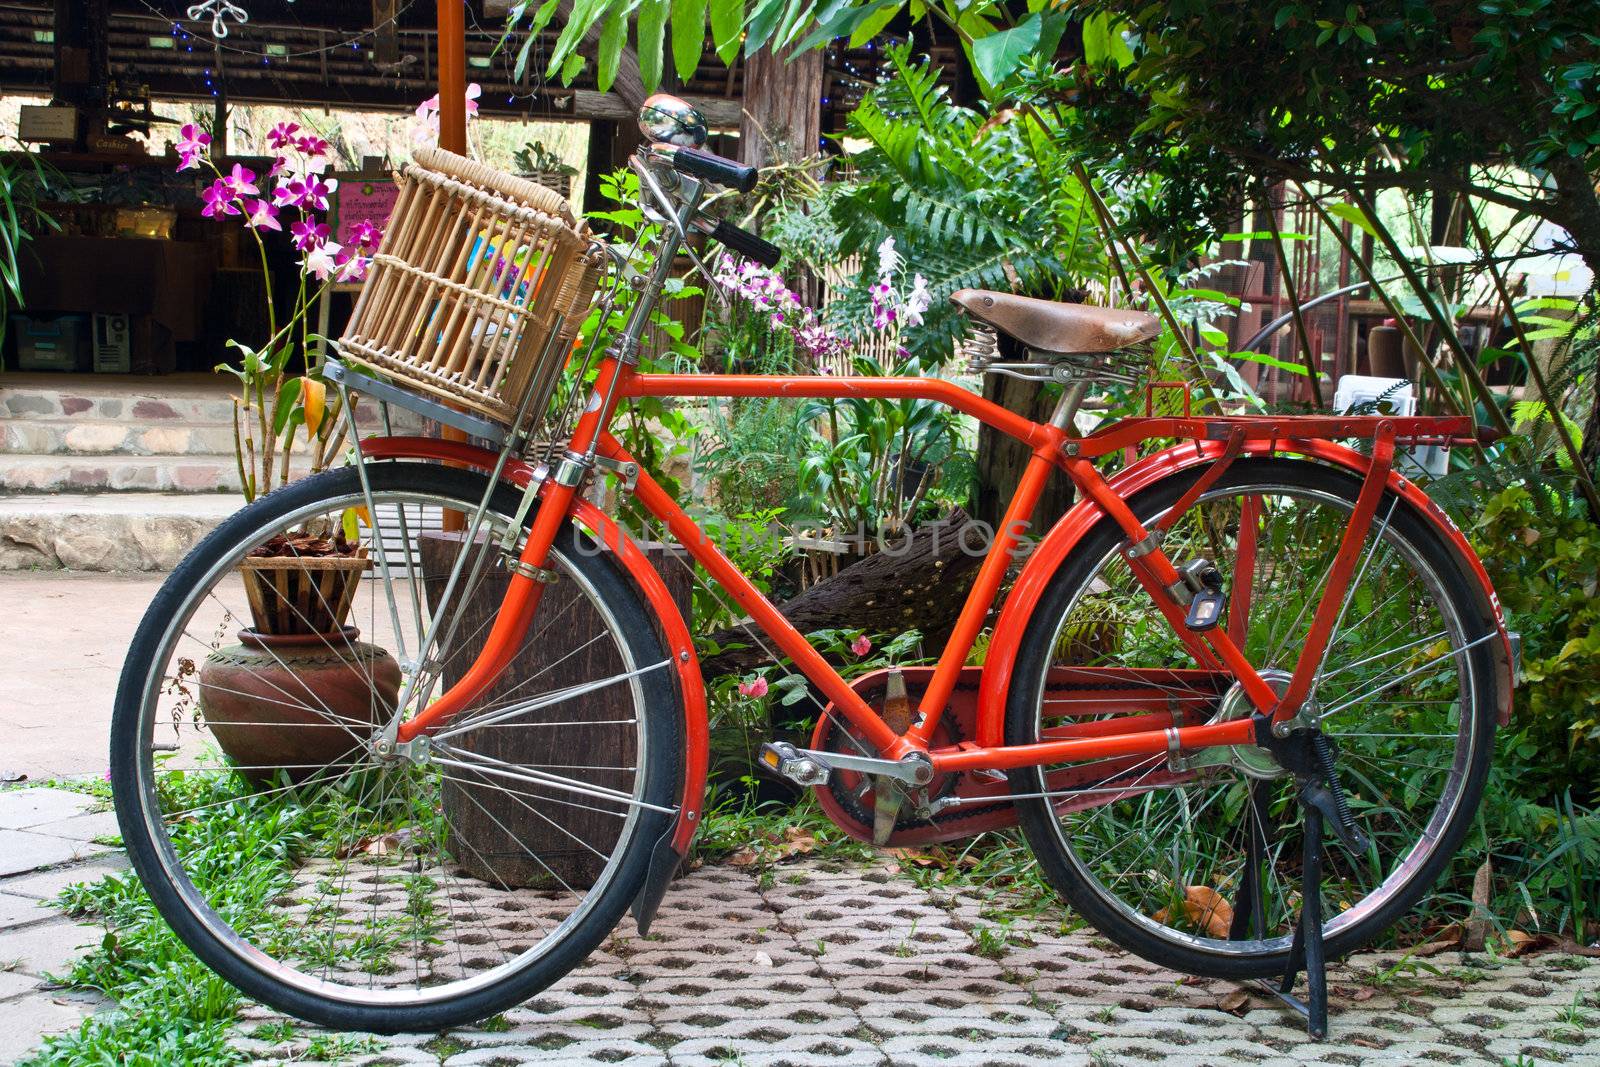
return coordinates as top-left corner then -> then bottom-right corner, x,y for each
951,289 -> 1159,356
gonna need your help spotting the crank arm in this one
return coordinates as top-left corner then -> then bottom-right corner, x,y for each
760,741 -> 932,787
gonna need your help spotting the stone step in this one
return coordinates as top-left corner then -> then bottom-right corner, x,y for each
0,454 -> 310,494
0,493 -> 237,570
1,419 -> 238,457
1,377 -> 427,433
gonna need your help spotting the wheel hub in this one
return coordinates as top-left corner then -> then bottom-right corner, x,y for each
1212,668 -> 1291,779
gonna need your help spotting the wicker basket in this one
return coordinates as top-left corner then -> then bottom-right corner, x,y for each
338,146 -> 604,426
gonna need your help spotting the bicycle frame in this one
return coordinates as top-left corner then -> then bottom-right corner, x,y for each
353,148 -> 1512,866
374,359 -> 1505,797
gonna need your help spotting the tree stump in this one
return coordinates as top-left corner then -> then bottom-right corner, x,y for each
420,534 -> 690,888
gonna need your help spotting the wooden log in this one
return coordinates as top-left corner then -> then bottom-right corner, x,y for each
697,508 -> 985,678
420,533 -> 691,888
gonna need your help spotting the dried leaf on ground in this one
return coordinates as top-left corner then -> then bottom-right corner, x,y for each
1152,886 -> 1235,939
1217,990 -> 1251,1014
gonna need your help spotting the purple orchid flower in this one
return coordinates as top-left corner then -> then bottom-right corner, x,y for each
266,122 -> 300,150
289,219 -> 330,252
200,178 -> 239,218
244,199 -> 281,231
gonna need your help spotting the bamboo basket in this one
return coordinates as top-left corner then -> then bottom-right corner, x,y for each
239,553 -> 372,636
338,146 -> 605,426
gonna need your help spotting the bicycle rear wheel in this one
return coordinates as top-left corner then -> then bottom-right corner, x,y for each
1006,458 -> 1501,978
111,462 -> 682,1032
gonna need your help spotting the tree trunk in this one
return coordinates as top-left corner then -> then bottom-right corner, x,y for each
419,533 -> 690,888
975,374 -> 1075,532
739,45 -> 823,168
698,508 -> 985,677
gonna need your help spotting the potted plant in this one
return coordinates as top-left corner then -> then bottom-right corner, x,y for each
170,119 -> 402,781
512,139 -> 577,201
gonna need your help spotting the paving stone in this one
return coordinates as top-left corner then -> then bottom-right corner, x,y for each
0,854 -> 130,900
0,917 -> 100,977
0,966 -> 43,1000
0,891 -> 55,930
0,787 -> 96,830
0,992 -> 94,1063
26,810 -> 121,844
0,829 -> 108,877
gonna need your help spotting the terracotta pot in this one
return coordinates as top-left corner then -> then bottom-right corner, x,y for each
198,625 -> 401,784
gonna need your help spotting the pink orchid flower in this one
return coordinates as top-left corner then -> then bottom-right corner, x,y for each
850,634 -> 872,657
200,178 -> 239,218
174,123 -> 211,171
302,241 -> 343,282
289,219 -> 330,252
413,83 -> 483,143
224,163 -> 258,197
347,219 -> 383,249
265,121 -> 300,150
299,175 -> 336,213
737,676 -> 769,699
333,245 -> 368,282
244,199 -> 281,231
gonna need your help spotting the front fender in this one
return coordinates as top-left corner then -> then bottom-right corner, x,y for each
359,437 -> 709,854
974,439 -> 1514,745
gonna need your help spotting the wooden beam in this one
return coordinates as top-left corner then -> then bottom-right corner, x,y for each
571,89 -> 740,127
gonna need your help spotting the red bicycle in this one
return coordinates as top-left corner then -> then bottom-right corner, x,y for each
112,96 -> 1517,1036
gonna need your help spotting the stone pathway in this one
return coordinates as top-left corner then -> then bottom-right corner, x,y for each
4,781 -> 1594,1066
0,787 -> 125,1064
231,859 -> 1600,1067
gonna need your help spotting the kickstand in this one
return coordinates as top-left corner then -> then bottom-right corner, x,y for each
1256,779 -> 1332,1039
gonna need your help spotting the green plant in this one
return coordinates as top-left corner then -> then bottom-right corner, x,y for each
0,149 -> 59,353
1472,483 -> 1600,797
579,167 -> 703,511
766,46 -> 1106,363
511,140 -> 577,178
20,761 -> 390,1065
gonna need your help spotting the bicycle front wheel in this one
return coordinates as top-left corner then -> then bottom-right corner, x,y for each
111,462 -> 682,1032
1006,457 -> 1502,979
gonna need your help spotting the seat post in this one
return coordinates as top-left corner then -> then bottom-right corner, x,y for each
1048,378 -> 1091,431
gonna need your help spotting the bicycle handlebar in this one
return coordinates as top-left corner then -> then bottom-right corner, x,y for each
708,219 -> 781,268
666,146 -> 759,193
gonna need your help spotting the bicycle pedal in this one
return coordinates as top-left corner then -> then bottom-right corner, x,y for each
759,741 -> 831,787
1185,587 -> 1226,631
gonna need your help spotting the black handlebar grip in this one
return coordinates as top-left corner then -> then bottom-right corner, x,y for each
710,219 -> 782,268
670,146 -> 759,193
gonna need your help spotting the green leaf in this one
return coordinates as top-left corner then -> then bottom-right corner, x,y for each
636,0 -> 668,90
670,0 -> 710,81
848,0 -> 900,48
548,0 -> 611,76
597,11 -> 627,91
971,10 -> 1042,87
1324,200 -> 1377,237
271,377 -> 303,437
1082,12 -> 1133,67
514,0 -> 562,78
1234,350 -> 1312,375
710,0 -> 745,65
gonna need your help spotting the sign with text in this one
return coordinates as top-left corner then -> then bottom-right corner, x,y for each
334,177 -> 400,246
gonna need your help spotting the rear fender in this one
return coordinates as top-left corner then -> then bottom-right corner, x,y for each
974,439 -> 1514,745
358,437 -> 709,858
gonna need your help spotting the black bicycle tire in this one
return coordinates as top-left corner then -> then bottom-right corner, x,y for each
111,462 -> 684,1032
1004,457 -> 1501,979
